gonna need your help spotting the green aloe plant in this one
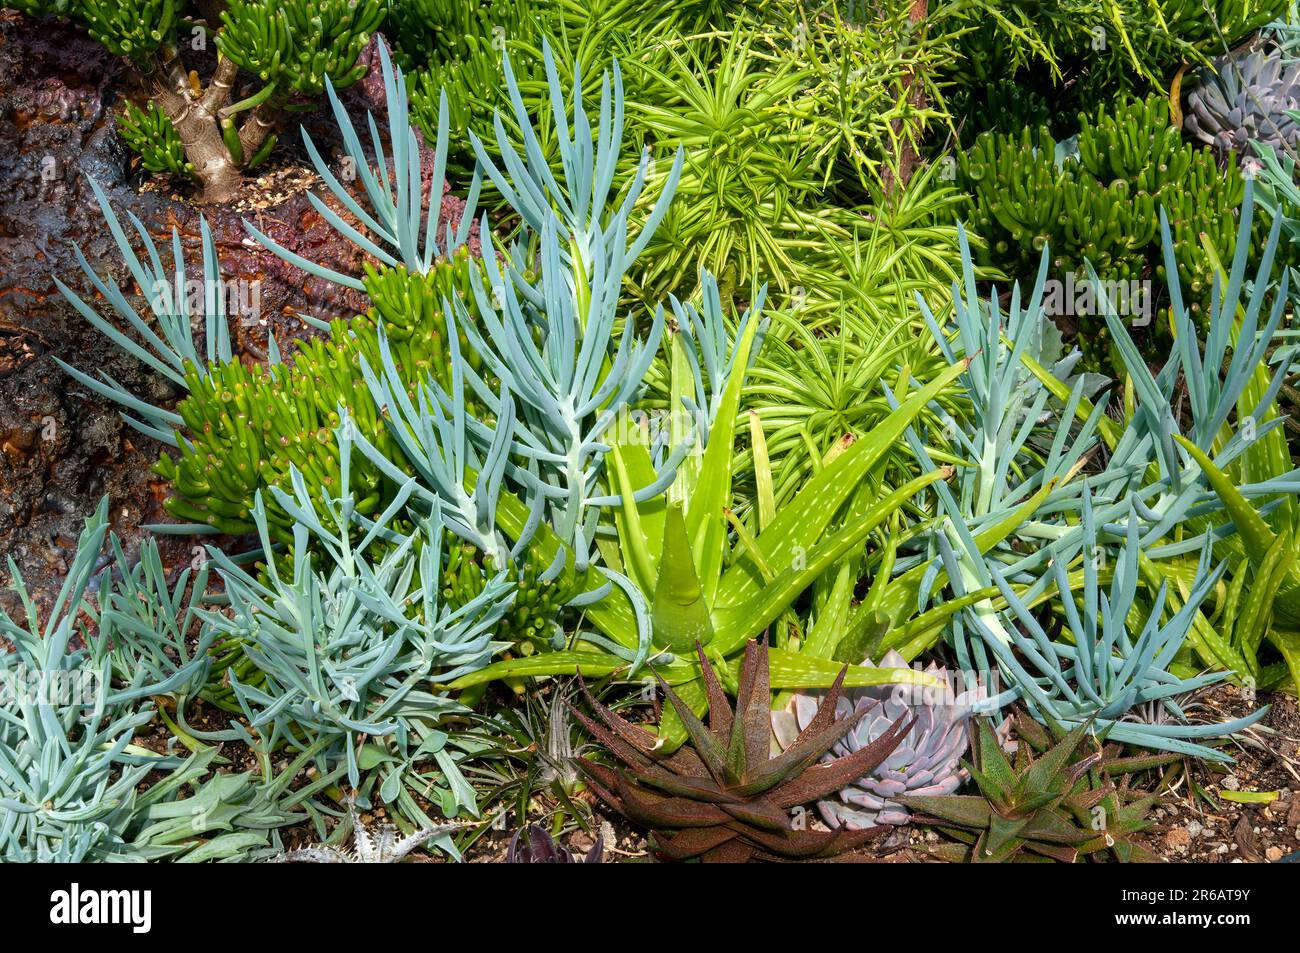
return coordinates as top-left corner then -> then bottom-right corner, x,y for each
443,271 -> 965,745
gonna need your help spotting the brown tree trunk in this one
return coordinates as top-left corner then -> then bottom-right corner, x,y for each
883,0 -> 929,197
142,48 -> 245,204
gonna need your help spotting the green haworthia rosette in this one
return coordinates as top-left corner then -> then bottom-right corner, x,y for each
899,713 -> 1176,863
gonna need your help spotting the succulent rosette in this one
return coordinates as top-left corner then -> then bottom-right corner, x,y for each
1185,48 -> 1300,159
772,651 -> 997,828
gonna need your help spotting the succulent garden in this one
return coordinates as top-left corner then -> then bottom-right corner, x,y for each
3,0 -> 1300,866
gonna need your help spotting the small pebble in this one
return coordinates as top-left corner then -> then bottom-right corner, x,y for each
1266,846 -> 1284,862
1222,776 -> 1241,791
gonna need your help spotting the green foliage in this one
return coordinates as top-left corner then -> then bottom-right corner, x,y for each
200,446 -> 516,833
5,0 -> 75,15
404,0 -> 667,185
386,0 -> 530,72
764,1 -> 949,193
941,0 -> 1287,140
217,0 -> 385,97
958,95 -> 1245,368
737,310 -> 952,511
0,499 -> 300,861
77,0 -> 177,61
155,256 -> 476,538
118,101 -> 195,179
900,714 -> 1176,863
629,32 -> 847,301
1159,0 -> 1286,53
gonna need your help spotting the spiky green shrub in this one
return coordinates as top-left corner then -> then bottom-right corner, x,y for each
761,1 -> 950,193
404,0 -> 668,185
735,309 -> 954,512
628,31 -> 849,301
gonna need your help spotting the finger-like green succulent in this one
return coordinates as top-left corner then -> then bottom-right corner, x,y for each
155,254 -> 478,538
117,101 -> 195,179
570,640 -> 914,862
218,0 -> 384,97
78,0 -> 177,61
958,94 -> 1248,368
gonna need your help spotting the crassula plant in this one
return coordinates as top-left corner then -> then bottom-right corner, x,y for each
6,0 -> 383,201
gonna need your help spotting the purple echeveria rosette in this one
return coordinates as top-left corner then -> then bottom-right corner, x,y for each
772,651 -> 996,829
